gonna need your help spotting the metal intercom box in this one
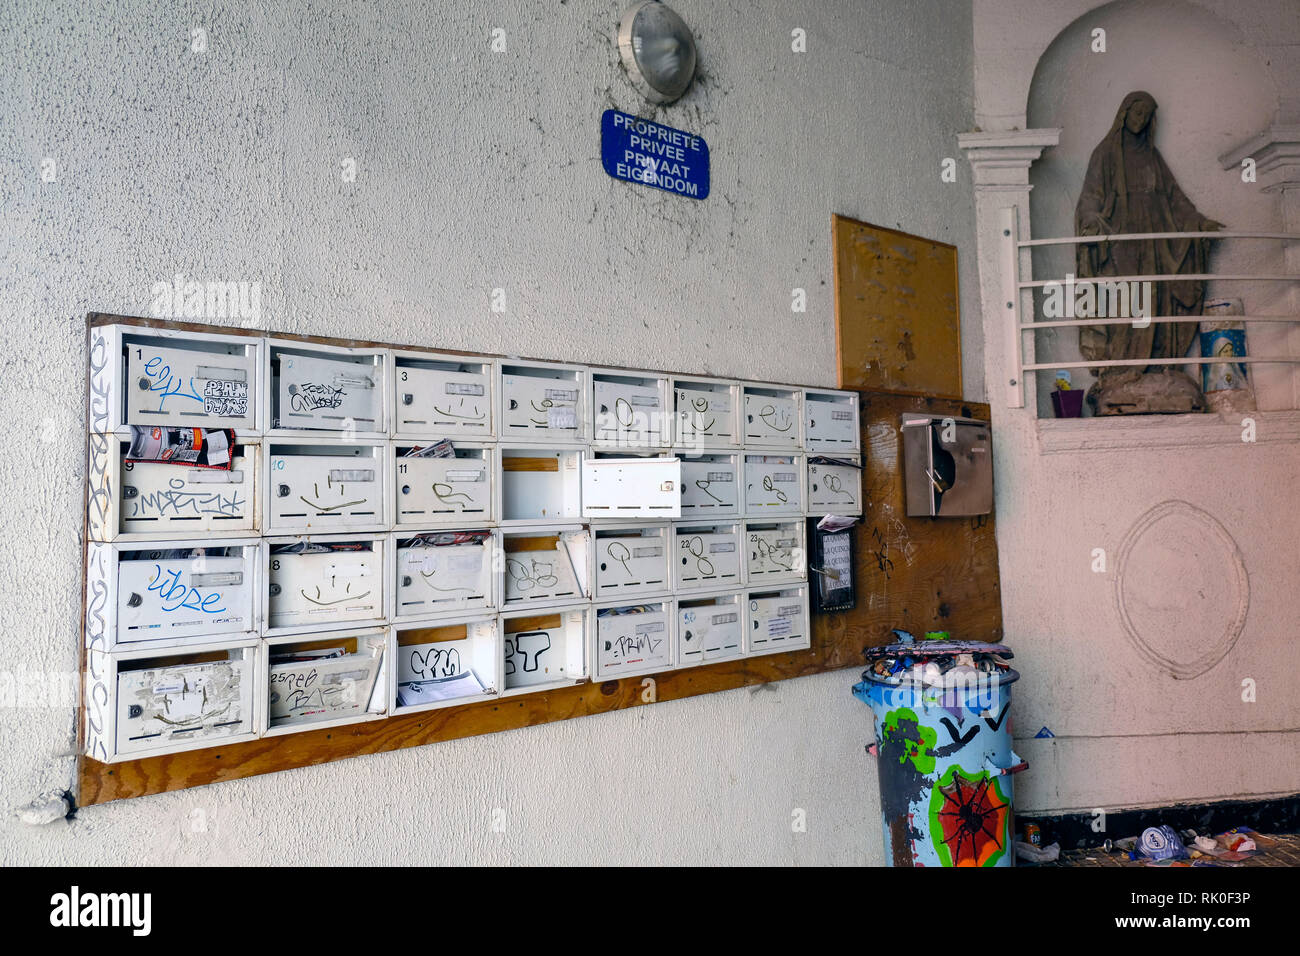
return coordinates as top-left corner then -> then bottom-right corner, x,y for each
901,414 -> 993,517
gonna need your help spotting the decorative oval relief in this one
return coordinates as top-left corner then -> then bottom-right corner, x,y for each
1114,500 -> 1249,680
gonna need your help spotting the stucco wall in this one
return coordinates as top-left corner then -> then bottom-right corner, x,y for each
969,0 -> 1300,817
0,0 -> 978,864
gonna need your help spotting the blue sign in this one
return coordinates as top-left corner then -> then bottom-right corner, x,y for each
601,109 -> 709,200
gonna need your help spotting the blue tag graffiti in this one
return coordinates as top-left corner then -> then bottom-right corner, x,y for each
601,109 -> 710,200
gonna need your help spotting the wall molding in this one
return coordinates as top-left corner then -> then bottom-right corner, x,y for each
1035,409 -> 1300,454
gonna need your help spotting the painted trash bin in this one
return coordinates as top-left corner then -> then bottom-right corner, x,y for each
853,640 -> 1027,867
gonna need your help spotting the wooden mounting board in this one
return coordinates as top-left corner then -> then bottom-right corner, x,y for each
832,215 -> 962,398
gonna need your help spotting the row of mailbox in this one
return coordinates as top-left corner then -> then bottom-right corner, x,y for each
86,522 -> 811,651
88,587 -> 810,763
88,438 -> 863,541
90,324 -> 860,450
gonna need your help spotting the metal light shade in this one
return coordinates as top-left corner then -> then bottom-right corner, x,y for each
618,2 -> 697,104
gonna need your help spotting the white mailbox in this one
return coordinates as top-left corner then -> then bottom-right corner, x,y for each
498,360 -> 586,443
88,540 -> 260,650
391,616 -> 500,713
742,384 -> 801,448
677,451 -> 741,518
807,456 -> 863,515
391,350 -> 495,440
590,369 -> 670,448
593,601 -> 673,680
593,524 -> 671,599
676,592 -> 745,666
747,587 -> 811,656
581,455 -> 681,519
85,638 -> 259,762
265,535 -> 385,634
269,341 -> 386,436
501,605 -> 588,693
393,443 -> 495,527
803,388 -> 860,452
744,453 -> 805,516
499,446 -> 584,525
264,442 -> 387,534
89,324 -> 261,435
671,376 -> 739,448
89,435 -> 258,541
745,521 -> 807,586
501,527 -> 591,609
391,530 -> 496,620
672,522 -> 743,592
263,629 -> 387,734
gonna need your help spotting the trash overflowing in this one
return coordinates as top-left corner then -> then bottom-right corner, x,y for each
1015,821 -> 1281,867
865,630 -> 1016,688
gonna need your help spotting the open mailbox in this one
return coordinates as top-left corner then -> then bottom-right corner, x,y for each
581,455 -> 681,519
501,606 -> 587,693
263,629 -> 387,734
901,413 -> 993,517
392,616 -> 500,713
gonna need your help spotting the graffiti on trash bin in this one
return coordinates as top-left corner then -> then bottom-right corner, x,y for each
929,767 -> 1010,867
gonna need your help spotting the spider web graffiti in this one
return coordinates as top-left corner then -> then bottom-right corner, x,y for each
929,767 -> 1009,867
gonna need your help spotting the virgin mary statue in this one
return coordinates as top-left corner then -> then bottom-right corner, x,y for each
1075,91 -> 1223,414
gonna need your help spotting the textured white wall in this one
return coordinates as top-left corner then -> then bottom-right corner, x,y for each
969,0 -> 1300,816
0,0 -> 978,864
